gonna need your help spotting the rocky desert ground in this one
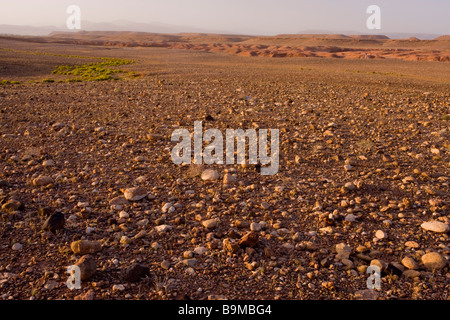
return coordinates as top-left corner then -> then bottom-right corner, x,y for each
0,33 -> 449,300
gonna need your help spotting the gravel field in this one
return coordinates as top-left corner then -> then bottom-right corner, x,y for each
0,38 -> 449,300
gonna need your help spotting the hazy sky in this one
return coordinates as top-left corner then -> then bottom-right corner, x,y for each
0,0 -> 449,35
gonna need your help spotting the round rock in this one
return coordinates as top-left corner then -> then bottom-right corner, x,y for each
421,252 -> 447,271
420,221 -> 449,233
201,169 -> 219,181
123,187 -> 148,201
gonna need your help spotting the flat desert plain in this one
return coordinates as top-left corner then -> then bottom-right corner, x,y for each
0,33 -> 449,300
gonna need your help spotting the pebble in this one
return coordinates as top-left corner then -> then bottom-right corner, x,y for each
154,224 -> 172,233
405,241 -> 420,249
401,256 -> 419,270
12,243 -> 22,251
123,186 -> 148,201
238,232 -> 259,248
201,169 -> 219,181
223,238 -> 239,253
403,270 -> 421,278
42,160 -> 55,167
109,196 -> 128,206
194,246 -> 208,256
70,240 -> 102,255
183,258 -> 198,267
122,263 -> 151,283
375,230 -> 387,240
223,173 -> 237,184
370,259 -> 387,271
250,222 -> 262,232
112,284 -> 125,292
32,175 -> 53,187
2,199 -> 23,211
335,243 -> 352,260
420,221 -> 449,233
344,214 -> 357,222
202,218 -> 219,229
421,252 -> 447,271
343,182 -> 356,191
185,267 -> 195,275
354,289 -> 379,300
118,211 -> 129,219
75,255 -> 96,280
161,260 -> 171,270
161,202 -> 174,213
44,280 -> 59,290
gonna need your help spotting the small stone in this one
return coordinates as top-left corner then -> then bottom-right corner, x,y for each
123,187 -> 148,201
42,160 -> 55,167
120,236 -> 130,245
183,251 -> 194,259
223,238 -> 239,253
344,165 -> 354,171
421,252 -> 447,271
403,270 -> 421,278
112,284 -> 125,292
42,212 -> 65,234
161,202 -> 174,213
261,202 -> 270,210
345,214 -> 356,222
118,211 -> 129,219
154,224 -> 172,233
75,255 -> 96,280
183,258 -> 198,267
12,243 -> 22,251
201,169 -> 219,181
341,258 -> 354,269
430,148 -> 440,155
161,260 -> 171,270
202,218 -> 219,229
344,182 -> 356,191
70,240 -> 102,255
44,280 -> 59,290
402,176 -> 415,184
336,243 -> 352,260
401,256 -> 419,270
421,221 -> 450,233
370,259 -> 387,271
356,245 -> 369,253
1,199 -> 23,211
405,241 -> 420,249
109,196 -> 128,206
185,267 -> 195,275
32,175 -> 53,187
239,232 -> 259,248
354,289 -> 379,300
375,230 -> 387,240
122,263 -> 151,283
250,222 -> 262,232
223,173 -> 237,184
74,290 -> 95,300
194,246 -> 208,256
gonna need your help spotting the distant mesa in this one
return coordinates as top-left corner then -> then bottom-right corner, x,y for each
348,34 -> 390,40
434,35 -> 450,40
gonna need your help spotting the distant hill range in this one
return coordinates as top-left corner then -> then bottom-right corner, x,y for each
0,22 -> 447,40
